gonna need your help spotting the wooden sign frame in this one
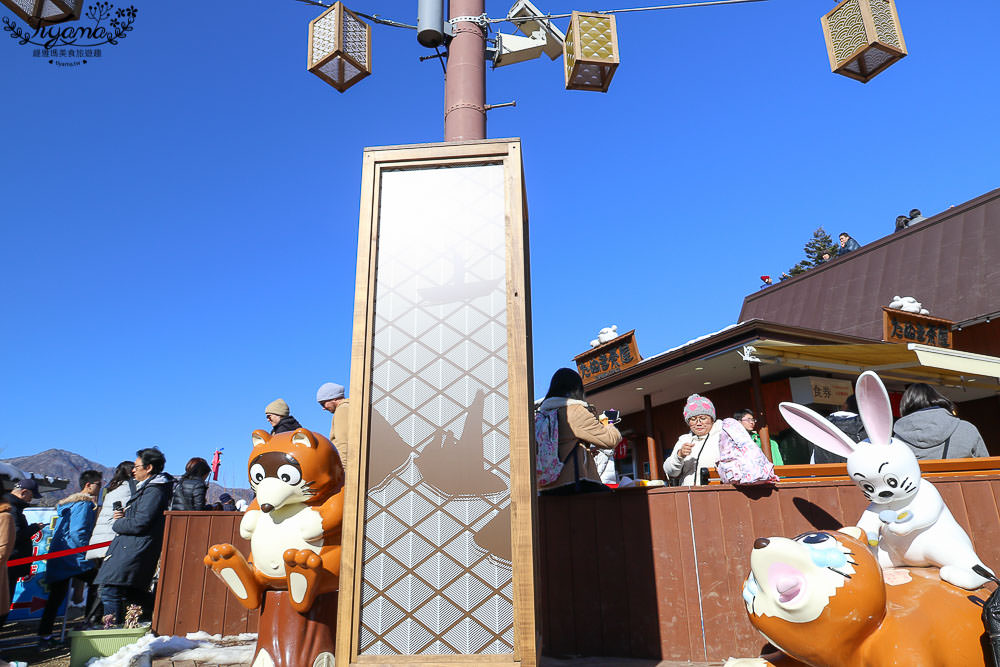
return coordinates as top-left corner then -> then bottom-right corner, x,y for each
881,307 -> 953,349
336,140 -> 538,667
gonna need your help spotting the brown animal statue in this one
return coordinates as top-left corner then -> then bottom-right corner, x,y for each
726,526 -> 993,667
205,428 -> 344,611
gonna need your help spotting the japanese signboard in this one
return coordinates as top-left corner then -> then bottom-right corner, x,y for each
881,307 -> 953,349
789,376 -> 853,407
574,329 -> 642,385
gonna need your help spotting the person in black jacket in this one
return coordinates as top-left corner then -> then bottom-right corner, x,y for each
170,457 -> 210,511
0,478 -> 43,627
94,448 -> 174,624
264,398 -> 302,434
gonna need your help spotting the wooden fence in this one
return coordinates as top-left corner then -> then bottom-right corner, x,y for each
536,475 -> 1000,662
153,477 -> 1000,662
152,511 -> 259,637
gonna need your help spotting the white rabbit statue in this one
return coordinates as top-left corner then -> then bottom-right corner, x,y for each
778,371 -> 992,590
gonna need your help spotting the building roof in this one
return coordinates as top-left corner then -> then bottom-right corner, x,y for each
739,188 -> 1000,339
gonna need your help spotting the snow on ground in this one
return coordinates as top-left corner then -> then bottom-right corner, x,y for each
88,631 -> 256,666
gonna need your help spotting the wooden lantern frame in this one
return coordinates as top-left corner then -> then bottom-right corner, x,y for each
821,0 -> 907,83
307,2 -> 372,93
563,11 -> 619,92
3,0 -> 82,29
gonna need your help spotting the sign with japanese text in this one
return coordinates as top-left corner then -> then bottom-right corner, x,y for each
574,329 -> 641,385
789,376 -> 853,407
881,307 -> 953,349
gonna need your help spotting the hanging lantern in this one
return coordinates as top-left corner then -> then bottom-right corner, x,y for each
307,2 -> 372,93
563,11 -> 619,92
821,0 -> 906,83
3,0 -> 82,29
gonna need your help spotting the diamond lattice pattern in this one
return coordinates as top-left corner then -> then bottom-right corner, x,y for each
358,164 -> 514,656
578,15 -> 615,60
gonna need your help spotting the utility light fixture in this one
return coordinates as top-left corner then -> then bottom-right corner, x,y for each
563,11 -> 619,92
821,0 -> 906,83
2,0 -> 82,29
308,2 -> 372,93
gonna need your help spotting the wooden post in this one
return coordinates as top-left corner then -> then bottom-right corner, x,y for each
644,394 -> 660,480
748,361 -> 773,462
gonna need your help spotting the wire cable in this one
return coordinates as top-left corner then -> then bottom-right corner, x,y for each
493,0 -> 768,24
291,0 -> 765,31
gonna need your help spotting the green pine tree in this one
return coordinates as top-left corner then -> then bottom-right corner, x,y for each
786,226 -> 838,276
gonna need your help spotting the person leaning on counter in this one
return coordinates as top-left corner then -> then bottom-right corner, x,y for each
663,394 -> 723,486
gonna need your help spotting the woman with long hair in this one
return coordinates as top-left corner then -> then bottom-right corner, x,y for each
893,383 -> 987,459
537,368 -> 621,495
87,461 -> 135,562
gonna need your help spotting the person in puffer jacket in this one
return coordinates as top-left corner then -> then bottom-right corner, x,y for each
95,448 -> 174,624
892,383 -> 988,459
38,471 -> 102,642
170,457 -> 210,511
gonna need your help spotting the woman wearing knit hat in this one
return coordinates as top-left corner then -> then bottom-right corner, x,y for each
265,398 -> 303,435
663,394 -> 722,486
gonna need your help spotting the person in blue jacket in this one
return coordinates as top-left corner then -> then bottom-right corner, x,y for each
94,448 -> 174,625
37,470 -> 102,642
837,232 -> 861,256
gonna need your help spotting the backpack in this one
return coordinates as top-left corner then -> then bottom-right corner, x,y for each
535,409 -> 564,486
716,418 -> 778,485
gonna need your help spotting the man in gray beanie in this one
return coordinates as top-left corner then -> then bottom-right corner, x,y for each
316,382 -> 350,453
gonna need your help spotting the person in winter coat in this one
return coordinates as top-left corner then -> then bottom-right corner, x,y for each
37,470 -> 102,641
892,383 -> 988,459
537,368 -> 622,495
87,462 -> 135,563
95,448 -> 174,624
836,232 -> 861,256
217,493 -> 237,511
0,478 -> 43,627
809,395 -> 867,465
170,457 -> 210,511
0,501 -> 15,630
664,394 -> 723,486
265,398 -> 303,435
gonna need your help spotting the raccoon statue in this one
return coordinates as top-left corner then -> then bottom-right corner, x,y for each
205,427 -> 344,612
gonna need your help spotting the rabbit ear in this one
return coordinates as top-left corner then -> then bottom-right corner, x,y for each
779,401 -> 858,458
856,371 -> 893,446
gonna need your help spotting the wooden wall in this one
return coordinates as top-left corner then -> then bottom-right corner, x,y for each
537,476 -> 1000,662
152,511 -> 259,637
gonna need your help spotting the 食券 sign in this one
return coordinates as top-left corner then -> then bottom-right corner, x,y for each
881,307 -> 953,349
789,376 -> 853,407
574,329 -> 641,385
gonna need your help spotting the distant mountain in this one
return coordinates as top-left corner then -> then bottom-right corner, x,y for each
1,449 -> 252,507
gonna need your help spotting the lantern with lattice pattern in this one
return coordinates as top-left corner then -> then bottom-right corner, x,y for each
3,0 -> 82,29
563,11 -> 619,92
821,0 -> 906,83
307,2 -> 371,93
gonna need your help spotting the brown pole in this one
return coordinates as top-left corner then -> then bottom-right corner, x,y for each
748,361 -> 773,463
643,394 -> 660,480
444,0 -> 486,141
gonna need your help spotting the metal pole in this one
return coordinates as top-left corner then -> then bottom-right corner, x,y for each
643,394 -> 661,480
444,0 -> 486,141
749,361 -> 773,463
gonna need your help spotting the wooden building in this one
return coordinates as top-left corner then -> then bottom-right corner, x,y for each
584,187 -> 1000,478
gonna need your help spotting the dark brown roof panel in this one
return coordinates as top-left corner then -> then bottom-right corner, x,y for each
739,188 -> 1000,339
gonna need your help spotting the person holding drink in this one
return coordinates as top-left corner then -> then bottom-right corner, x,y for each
663,394 -> 722,486
537,368 -> 622,495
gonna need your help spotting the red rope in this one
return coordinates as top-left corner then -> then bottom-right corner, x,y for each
8,541 -> 111,567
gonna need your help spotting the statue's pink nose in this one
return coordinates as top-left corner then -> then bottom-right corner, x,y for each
261,503 -> 274,513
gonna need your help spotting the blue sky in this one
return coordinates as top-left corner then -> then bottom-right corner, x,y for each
1,0 -> 998,484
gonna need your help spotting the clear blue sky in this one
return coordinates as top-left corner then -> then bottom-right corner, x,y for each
2,0 -> 998,484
